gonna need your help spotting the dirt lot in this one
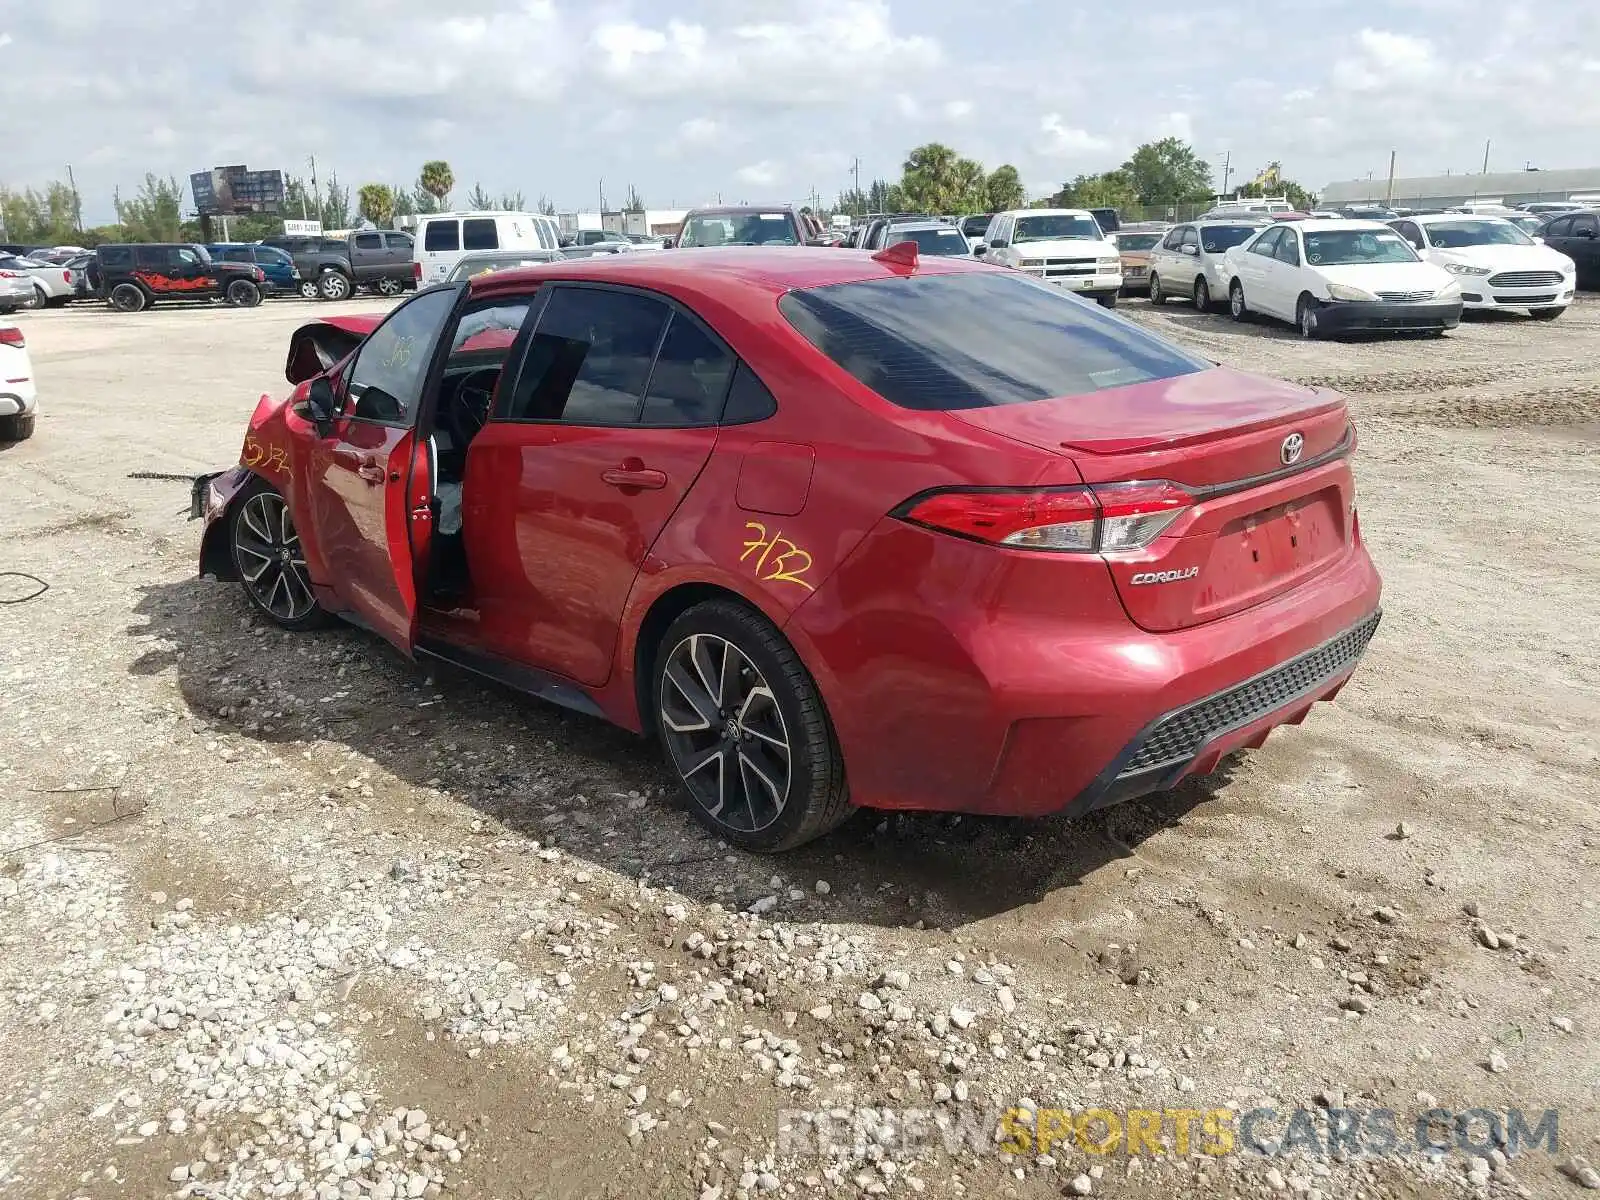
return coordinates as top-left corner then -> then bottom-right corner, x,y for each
1,293 -> 1596,1200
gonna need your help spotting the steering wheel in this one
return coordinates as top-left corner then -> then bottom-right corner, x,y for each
448,368 -> 499,444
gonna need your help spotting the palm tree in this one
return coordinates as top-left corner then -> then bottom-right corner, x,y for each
419,161 -> 454,210
357,183 -> 395,228
901,143 -> 960,212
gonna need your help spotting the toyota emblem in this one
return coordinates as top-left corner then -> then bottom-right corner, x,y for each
1280,432 -> 1305,465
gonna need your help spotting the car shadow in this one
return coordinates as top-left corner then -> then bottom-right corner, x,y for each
129,576 -> 1227,931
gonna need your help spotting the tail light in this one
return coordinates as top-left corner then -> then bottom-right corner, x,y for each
0,328 -> 24,347
62,270 -> 72,284
896,480 -> 1193,553
254,267 -> 266,282
413,261 -> 422,281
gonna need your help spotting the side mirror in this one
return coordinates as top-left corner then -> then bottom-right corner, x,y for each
306,376 -> 336,439
1181,244 -> 1199,257
973,243 -> 988,255
987,237 -> 1009,249
1533,236 -> 1545,244
661,237 -> 675,249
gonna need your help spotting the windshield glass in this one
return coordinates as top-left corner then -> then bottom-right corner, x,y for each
447,254 -> 555,281
678,211 -> 798,247
1199,225 -> 1261,253
779,272 -> 1206,411
1013,214 -> 1102,243
1423,220 -> 1534,248
1303,228 -> 1418,265
893,227 -> 971,256
1115,233 -> 1162,251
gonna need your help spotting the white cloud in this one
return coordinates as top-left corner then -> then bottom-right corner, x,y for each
1036,114 -> 1111,156
1151,112 -> 1195,143
943,99 -> 973,120
735,160 -> 781,187
894,93 -> 920,118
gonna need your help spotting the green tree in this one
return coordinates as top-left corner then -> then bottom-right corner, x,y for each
358,183 -> 396,227
536,193 -> 557,216
0,180 -> 84,243
115,173 -> 185,241
624,186 -> 645,214
949,157 -> 987,212
466,181 -> 493,210
984,165 -> 1026,212
393,188 -> 417,220
497,190 -> 526,212
419,160 -> 454,209
866,178 -> 906,213
1121,138 -> 1213,205
900,142 -> 962,212
320,172 -> 352,229
836,187 -> 868,216
1052,170 -> 1139,210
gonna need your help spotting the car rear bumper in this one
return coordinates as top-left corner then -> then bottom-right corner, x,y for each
791,520 -> 1383,818
0,386 -> 37,416
1318,299 -> 1462,332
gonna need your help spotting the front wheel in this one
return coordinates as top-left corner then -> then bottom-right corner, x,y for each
653,601 -> 852,852
1529,306 -> 1565,320
1297,294 -> 1322,339
318,271 -> 352,301
225,279 -> 262,308
1149,274 -> 1166,306
23,286 -> 46,310
1228,281 -> 1249,322
230,483 -> 330,631
1194,277 -> 1212,311
109,283 -> 147,313
298,279 -> 319,300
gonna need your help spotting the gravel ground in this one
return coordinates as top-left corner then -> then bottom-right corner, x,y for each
1,293 -> 1596,1200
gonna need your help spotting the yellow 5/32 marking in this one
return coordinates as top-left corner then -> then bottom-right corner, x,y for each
741,522 -> 814,590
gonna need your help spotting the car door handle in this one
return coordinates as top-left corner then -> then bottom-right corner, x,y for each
601,462 -> 667,490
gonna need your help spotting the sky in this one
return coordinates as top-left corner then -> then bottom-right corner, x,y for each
3,0 -> 1599,224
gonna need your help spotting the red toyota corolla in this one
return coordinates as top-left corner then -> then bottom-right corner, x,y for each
192,245 -> 1380,851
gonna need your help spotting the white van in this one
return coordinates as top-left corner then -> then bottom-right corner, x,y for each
413,211 -> 562,286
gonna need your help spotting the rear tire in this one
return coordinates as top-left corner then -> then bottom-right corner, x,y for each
0,411 -> 35,442
23,285 -> 46,310
1148,273 -> 1166,306
225,279 -> 262,308
1194,277 -> 1212,311
1228,280 -> 1249,322
376,278 -> 404,296
109,283 -> 147,312
1529,306 -> 1565,320
318,270 -> 353,301
652,600 -> 852,852
1096,293 -> 1117,309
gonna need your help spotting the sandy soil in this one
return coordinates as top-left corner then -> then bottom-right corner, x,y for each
1,292 -> 1595,1200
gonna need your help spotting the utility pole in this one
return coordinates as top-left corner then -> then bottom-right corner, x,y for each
599,178 -> 605,212
851,157 -> 862,214
1482,140 -> 1491,174
1219,150 -> 1232,198
307,155 -> 319,222
65,164 -> 84,234
1384,149 -> 1397,206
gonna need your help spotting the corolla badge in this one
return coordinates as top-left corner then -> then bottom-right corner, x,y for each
1131,567 -> 1199,585
1280,432 -> 1305,465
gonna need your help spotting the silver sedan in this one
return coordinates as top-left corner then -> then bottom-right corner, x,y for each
0,255 -> 75,308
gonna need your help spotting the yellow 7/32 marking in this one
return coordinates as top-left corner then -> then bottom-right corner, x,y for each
381,335 -> 414,370
741,522 -> 815,590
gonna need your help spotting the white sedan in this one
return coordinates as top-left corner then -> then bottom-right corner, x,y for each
1387,215 -> 1576,319
1222,220 -> 1462,338
0,254 -> 75,309
0,323 -> 37,441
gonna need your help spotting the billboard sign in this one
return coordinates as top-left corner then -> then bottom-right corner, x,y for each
190,165 -> 286,215
282,219 -> 323,236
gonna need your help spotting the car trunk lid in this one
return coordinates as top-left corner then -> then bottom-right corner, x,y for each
952,366 -> 1355,632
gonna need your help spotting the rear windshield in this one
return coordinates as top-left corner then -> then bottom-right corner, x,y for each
779,272 -> 1207,411
959,214 -> 992,237
1199,225 -> 1261,253
1115,233 -> 1162,250
892,227 -> 971,256
1013,214 -> 1102,243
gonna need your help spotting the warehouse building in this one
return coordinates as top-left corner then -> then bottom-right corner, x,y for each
1321,167 -> 1600,209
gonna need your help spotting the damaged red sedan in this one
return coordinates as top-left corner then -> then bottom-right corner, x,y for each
193,245 -> 1381,851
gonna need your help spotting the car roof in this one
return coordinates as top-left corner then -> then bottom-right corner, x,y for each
1000,207 -> 1096,218
1408,212 -> 1513,224
1192,216 -> 1267,226
1294,219 -> 1393,232
469,245 -> 989,305
685,205 -> 797,215
887,221 -> 963,233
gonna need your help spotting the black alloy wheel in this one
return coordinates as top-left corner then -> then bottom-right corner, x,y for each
231,487 -> 326,629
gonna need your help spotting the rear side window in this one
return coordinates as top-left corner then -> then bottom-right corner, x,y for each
778,272 -> 1206,411
354,233 -> 382,250
424,220 -> 459,252
640,314 -> 735,426
722,362 -> 778,424
463,219 -> 498,251
135,246 -> 166,269
222,247 -> 252,263
384,233 -> 413,251
100,246 -> 133,268
503,287 -> 668,424
1543,216 -> 1572,237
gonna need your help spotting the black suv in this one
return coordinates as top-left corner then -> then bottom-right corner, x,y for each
92,244 -> 265,312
